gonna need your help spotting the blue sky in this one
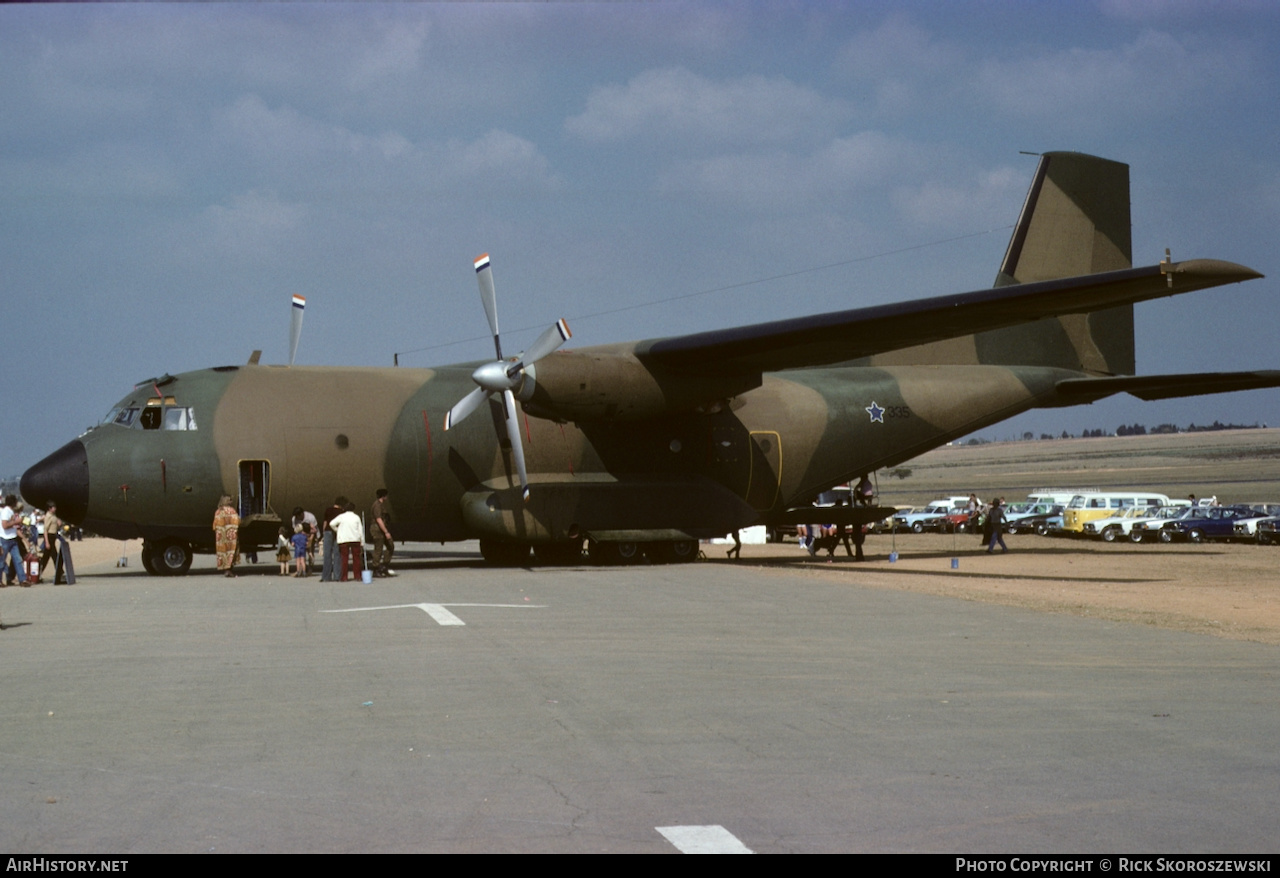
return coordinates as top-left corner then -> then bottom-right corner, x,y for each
5,1 -> 1279,477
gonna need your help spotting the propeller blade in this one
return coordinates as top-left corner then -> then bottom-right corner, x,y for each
444,386 -> 489,431
288,295 -> 306,366
474,253 -> 502,360
501,389 -> 530,501
508,318 -> 571,377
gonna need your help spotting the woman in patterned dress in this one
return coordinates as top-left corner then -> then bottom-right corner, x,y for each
212,495 -> 240,578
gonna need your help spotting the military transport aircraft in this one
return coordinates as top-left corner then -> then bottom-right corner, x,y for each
20,151 -> 1278,573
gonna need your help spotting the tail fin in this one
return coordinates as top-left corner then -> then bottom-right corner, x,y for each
873,151 -> 1136,375
995,151 -> 1131,285
978,151 -> 1134,375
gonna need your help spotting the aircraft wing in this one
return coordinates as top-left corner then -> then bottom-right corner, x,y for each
1055,371 -> 1280,402
634,260 -> 1261,374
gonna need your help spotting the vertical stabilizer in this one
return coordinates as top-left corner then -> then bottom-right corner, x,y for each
977,151 -> 1135,375
871,151 -> 1136,375
995,151 -> 1131,285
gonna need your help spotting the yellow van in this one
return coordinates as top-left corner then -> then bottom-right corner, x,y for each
1061,492 -> 1171,533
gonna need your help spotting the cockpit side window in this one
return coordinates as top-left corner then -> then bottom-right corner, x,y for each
108,406 -> 140,427
104,401 -> 197,430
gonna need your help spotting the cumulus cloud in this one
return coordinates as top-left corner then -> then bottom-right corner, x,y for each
891,165 -> 1025,228
205,189 -> 308,257
566,66 -> 846,145
214,94 -> 557,192
833,15 -> 966,115
656,131 -> 920,211
973,29 -> 1252,126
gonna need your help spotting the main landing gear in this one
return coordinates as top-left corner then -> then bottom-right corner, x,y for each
141,538 -> 194,576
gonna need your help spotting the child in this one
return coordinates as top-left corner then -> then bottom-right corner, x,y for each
291,524 -> 309,577
275,527 -> 291,576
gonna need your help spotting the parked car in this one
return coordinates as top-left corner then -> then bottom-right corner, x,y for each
1130,506 -> 1200,543
1082,505 -> 1159,542
1163,506 -> 1255,543
1004,503 -> 1063,535
891,506 -> 948,533
1230,504 -> 1280,540
1255,518 -> 1280,545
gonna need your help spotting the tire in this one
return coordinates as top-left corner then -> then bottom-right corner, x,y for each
1101,527 -> 1119,543
480,539 -> 531,566
152,538 -> 193,576
1159,529 -> 1173,544
589,540 -> 643,566
1188,529 -> 1204,544
1036,523 -> 1049,536
533,540 -> 584,566
1130,530 -> 1145,543
911,522 -> 924,534
647,539 -> 699,565
140,541 -> 158,575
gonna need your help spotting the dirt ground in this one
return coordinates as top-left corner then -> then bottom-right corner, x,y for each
734,533 -> 1280,645
16,531 -> 1280,646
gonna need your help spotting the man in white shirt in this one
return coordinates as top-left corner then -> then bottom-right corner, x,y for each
330,503 -> 364,582
1,495 -> 28,586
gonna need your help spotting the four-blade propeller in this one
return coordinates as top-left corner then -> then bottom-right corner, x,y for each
443,253 -> 571,500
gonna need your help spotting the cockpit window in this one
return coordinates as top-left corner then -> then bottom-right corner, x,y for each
104,400 -> 197,430
164,407 -> 196,430
107,406 -> 140,427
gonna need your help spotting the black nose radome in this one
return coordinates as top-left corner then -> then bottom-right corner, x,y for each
21,439 -> 89,524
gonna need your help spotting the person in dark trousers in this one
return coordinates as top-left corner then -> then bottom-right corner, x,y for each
985,498 -> 1009,553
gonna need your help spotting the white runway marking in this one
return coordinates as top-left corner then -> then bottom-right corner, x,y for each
321,602 -> 545,627
656,825 -> 753,854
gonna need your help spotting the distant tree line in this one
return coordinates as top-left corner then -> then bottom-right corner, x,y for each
1014,421 -> 1266,440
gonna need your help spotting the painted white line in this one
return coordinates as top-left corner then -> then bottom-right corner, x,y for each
656,825 -> 753,854
320,602 -> 546,627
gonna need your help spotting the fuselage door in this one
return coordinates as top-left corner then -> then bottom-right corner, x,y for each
239,460 -> 270,518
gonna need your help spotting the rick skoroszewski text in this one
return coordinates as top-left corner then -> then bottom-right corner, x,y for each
6,861 -> 127,872
956,860 -> 1272,873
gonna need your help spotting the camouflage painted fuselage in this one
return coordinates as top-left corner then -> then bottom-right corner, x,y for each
47,353 -> 1076,551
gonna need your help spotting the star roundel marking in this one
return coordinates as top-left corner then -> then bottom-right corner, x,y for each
866,401 -> 885,423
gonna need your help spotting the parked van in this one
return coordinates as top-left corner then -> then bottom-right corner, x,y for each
1061,492 -> 1171,533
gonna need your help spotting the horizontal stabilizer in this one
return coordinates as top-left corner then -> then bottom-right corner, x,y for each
638,260 -> 1261,375
1056,371 -> 1280,402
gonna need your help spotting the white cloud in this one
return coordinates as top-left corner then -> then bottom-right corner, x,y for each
974,29 -> 1252,126
214,95 -> 557,192
833,15 -> 966,115
205,189 -> 308,258
892,166 -> 1025,229
566,66 -> 845,145
657,131 -> 919,211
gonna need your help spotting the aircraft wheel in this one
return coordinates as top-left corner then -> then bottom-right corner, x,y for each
647,539 -> 699,564
153,539 -> 193,576
1101,527 -> 1119,543
479,539 -> 531,566
140,541 -> 158,575
911,522 -> 924,534
533,540 -> 584,566
588,540 -> 643,566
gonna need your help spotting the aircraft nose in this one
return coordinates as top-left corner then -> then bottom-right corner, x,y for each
21,439 -> 90,524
